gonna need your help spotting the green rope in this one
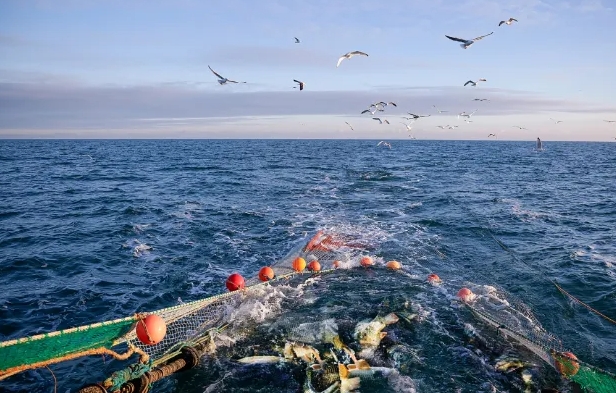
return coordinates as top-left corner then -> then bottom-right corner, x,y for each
105,361 -> 152,392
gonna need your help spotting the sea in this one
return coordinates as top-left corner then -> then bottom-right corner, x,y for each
0,139 -> 614,393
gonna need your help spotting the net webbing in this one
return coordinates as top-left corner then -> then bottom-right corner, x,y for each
0,230 -> 365,381
569,363 -> 616,393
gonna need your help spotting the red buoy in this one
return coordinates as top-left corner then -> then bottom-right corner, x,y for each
307,260 -> 321,272
332,260 -> 342,269
226,273 -> 245,291
258,266 -> 275,282
136,314 -> 167,345
554,352 -> 580,377
427,273 -> 441,284
457,287 -> 473,302
360,256 -> 374,267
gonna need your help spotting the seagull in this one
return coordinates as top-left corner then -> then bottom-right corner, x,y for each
408,113 -> 430,119
499,18 -> 518,26
401,123 -> 413,131
604,120 -> 616,123
458,110 -> 478,118
433,105 -> 448,113
377,141 -> 392,149
345,122 -> 354,131
373,118 -> 389,124
387,102 -> 397,107
336,51 -> 369,67
294,37 -> 300,43
208,65 -> 245,85
293,79 -> 305,91
436,125 -> 447,129
448,125 -> 459,129
513,125 -> 527,130
488,133 -> 497,138
445,32 -> 493,49
361,109 -> 376,115
474,98 -> 489,101
550,118 -> 563,124
464,79 -> 487,87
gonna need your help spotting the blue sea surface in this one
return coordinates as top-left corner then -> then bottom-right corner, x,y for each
0,139 -> 615,392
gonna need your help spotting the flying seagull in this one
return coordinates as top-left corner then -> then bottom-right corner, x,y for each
464,79 -> 487,87
445,32 -> 493,49
373,118 -> 389,124
387,102 -> 397,107
408,113 -> 430,119
208,65 -> 245,85
336,51 -> 369,67
401,123 -> 413,131
604,120 -> 615,123
345,122 -> 354,131
550,118 -> 563,124
474,98 -> 489,101
458,110 -> 478,119
361,109 -> 376,115
513,125 -> 527,130
293,79 -> 305,91
499,18 -> 518,26
433,105 -> 448,113
488,133 -> 497,138
294,37 -> 300,43
377,141 -> 392,149
208,65 -> 240,85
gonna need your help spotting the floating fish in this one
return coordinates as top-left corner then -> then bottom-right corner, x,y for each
354,313 -> 399,357
236,355 -> 285,364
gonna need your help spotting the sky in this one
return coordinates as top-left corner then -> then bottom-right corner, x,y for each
1,0 -> 616,140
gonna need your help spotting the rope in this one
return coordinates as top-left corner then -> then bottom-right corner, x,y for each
0,344 -> 149,381
552,281 -> 616,325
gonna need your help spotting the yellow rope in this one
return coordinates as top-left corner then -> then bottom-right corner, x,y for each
0,345 -> 148,381
552,280 -> 616,325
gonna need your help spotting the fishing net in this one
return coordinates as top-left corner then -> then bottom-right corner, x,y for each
0,230 -> 370,387
464,286 -> 616,393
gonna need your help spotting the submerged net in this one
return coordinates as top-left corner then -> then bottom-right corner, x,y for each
464,286 -> 616,393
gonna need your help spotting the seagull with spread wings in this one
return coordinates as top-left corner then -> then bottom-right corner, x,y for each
208,65 -> 245,85
337,51 -> 369,67
464,79 -> 487,87
294,37 -> 300,43
345,122 -> 354,131
373,118 -> 390,124
445,32 -> 493,49
433,105 -> 448,113
499,18 -> 518,26
293,80 -> 305,91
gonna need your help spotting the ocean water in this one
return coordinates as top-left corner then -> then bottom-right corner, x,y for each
0,139 -> 614,393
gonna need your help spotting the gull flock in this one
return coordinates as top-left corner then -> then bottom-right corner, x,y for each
206,22 -> 615,145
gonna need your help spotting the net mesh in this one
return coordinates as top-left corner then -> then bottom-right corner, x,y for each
465,288 -> 616,393
0,230 -> 368,381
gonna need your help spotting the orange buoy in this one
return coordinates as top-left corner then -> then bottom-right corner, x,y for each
226,273 -> 245,291
360,256 -> 374,267
457,287 -> 473,302
427,273 -> 441,284
385,260 -> 401,270
292,257 -> 306,272
554,352 -> 580,377
307,260 -> 321,272
333,260 -> 342,269
258,266 -> 275,282
136,314 -> 167,345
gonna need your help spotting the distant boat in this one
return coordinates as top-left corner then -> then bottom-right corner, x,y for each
536,137 -> 544,151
